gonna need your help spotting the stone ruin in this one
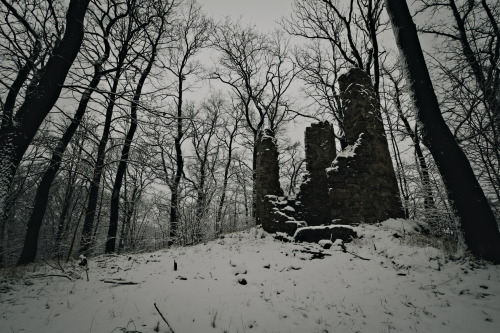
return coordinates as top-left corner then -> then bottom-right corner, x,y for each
255,129 -> 304,235
327,67 -> 404,224
256,68 -> 404,243
297,122 -> 337,226
254,129 -> 284,227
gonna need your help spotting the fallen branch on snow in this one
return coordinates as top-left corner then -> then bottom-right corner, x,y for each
344,250 -> 370,261
29,273 -> 74,281
102,278 -> 140,285
294,249 -> 332,259
154,302 -> 175,333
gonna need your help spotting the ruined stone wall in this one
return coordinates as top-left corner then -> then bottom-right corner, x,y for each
327,68 -> 404,224
298,121 -> 336,225
261,195 -> 304,235
255,129 -> 283,225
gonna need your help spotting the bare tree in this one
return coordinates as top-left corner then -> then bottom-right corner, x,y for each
211,22 -> 298,220
278,140 -> 305,197
105,1 -> 176,254
157,0 -> 211,243
79,0 -> 157,255
183,96 -> 223,242
283,0 -> 387,149
385,0 -> 500,263
215,99 -> 242,234
0,0 -> 90,266
416,0 -> 500,212
16,0 -> 132,265
382,66 -> 438,221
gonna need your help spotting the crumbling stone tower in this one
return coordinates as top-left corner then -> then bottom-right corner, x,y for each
255,129 -> 283,225
298,121 -> 336,225
327,68 -> 404,224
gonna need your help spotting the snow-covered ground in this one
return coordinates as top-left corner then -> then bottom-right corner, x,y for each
1,219 -> 499,333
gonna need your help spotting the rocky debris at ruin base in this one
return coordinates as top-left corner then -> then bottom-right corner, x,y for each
294,225 -> 357,244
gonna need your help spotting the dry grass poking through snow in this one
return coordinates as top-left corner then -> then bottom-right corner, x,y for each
1,219 -> 499,333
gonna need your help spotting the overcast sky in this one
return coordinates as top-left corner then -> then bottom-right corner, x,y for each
195,0 -> 434,142
200,0 -> 293,32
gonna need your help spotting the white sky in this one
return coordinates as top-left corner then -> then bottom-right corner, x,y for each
200,0 -> 293,31
195,1 -> 433,145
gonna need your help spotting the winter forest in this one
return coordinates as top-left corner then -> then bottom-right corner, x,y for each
0,0 -> 499,332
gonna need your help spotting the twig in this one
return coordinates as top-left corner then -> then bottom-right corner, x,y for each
295,249 -> 332,256
30,273 -> 74,281
42,259 -> 67,274
420,274 -> 458,290
102,279 -> 139,285
344,250 -> 370,261
154,302 -> 175,333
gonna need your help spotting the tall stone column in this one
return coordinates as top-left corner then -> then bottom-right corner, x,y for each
327,68 -> 404,224
255,129 -> 283,225
298,121 -> 336,225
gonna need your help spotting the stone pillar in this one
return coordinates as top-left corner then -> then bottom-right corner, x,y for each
255,129 -> 283,225
327,68 -> 404,224
298,121 -> 337,225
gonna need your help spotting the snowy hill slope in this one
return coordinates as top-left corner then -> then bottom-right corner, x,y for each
1,219 -> 499,333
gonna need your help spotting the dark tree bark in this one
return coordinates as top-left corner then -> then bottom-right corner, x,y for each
79,2 -> 153,255
385,0 -> 500,263
160,1 -> 211,243
105,18 -> 163,253
16,25 -> 117,264
0,0 -> 90,266
170,75 -> 184,241
418,0 -> 500,207
385,70 -> 436,217
53,147 -> 83,258
79,69 -> 121,255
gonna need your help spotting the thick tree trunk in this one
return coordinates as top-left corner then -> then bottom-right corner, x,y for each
17,71 -> 101,265
385,0 -> 500,263
170,140 -> 182,240
106,62 -> 151,253
170,74 -> 185,242
106,106 -> 137,253
0,0 -> 90,267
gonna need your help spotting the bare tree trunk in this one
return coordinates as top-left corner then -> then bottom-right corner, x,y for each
385,0 -> 500,263
215,124 -> 238,233
79,74 -> 120,255
54,142 -> 85,258
170,75 -> 184,242
66,191 -> 88,262
106,35 -> 160,252
0,0 -> 90,267
17,69 -> 103,265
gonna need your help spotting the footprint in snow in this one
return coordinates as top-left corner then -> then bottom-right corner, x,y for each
230,260 -> 247,276
236,275 -> 248,285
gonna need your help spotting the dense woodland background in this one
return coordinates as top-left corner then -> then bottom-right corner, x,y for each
0,0 -> 498,267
